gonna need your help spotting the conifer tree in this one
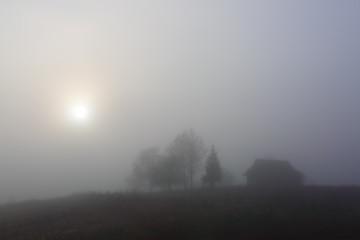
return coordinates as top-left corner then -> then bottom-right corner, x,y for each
203,145 -> 222,187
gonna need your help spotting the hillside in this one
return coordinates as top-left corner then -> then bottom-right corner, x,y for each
1,186 -> 360,239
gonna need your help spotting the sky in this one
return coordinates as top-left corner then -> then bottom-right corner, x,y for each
0,0 -> 360,202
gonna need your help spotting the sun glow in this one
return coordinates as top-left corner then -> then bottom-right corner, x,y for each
55,73 -> 104,126
70,104 -> 90,122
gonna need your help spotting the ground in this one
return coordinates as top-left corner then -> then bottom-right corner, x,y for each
1,186 -> 360,239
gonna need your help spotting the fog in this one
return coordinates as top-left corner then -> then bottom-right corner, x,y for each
0,0 -> 360,202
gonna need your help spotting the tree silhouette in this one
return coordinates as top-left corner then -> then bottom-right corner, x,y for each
167,129 -> 207,189
154,154 -> 182,191
203,145 -> 222,187
130,147 -> 161,191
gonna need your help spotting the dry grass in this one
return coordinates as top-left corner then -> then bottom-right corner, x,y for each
1,186 -> 360,239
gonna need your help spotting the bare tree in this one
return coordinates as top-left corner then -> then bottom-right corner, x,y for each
154,154 -> 182,191
167,129 -> 207,189
126,167 -> 145,191
130,147 -> 161,191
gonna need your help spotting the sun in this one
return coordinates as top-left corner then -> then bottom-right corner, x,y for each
70,104 -> 89,122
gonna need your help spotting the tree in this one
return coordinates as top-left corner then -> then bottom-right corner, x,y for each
130,147 -> 161,191
167,129 -> 207,189
154,154 -> 182,191
203,145 -> 222,187
126,164 -> 146,191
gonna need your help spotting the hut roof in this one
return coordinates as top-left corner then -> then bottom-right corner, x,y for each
244,159 -> 302,177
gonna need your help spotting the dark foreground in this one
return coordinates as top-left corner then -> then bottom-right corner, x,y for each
1,186 -> 360,240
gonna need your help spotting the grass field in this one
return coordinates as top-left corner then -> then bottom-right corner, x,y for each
1,186 -> 360,239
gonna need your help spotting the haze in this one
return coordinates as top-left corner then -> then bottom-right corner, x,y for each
0,0 -> 359,202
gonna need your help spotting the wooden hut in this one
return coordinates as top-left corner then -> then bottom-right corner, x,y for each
244,159 -> 303,187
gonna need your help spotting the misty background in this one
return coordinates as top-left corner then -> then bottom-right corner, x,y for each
0,0 -> 360,202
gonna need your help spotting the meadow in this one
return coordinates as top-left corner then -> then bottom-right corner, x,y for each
1,186 -> 360,239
